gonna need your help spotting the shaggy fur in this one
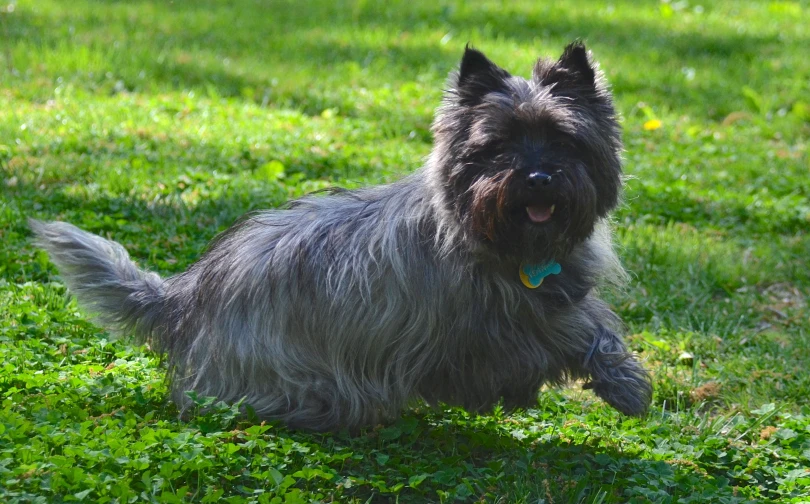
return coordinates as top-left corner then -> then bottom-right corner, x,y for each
31,42 -> 652,432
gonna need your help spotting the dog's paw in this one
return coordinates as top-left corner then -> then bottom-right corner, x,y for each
588,364 -> 653,416
582,327 -> 653,416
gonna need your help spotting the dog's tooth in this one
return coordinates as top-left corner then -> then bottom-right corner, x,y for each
550,204 -> 556,214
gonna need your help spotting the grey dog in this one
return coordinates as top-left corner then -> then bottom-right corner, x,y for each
31,42 -> 652,432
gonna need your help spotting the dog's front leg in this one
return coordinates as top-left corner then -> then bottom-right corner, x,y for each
581,326 -> 652,416
569,302 -> 652,416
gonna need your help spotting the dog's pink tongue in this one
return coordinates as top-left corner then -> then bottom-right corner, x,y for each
526,205 -> 552,223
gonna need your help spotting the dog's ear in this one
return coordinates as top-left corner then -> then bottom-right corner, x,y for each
455,46 -> 511,104
555,41 -> 596,86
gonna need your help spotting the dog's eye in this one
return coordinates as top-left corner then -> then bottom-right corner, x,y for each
549,139 -> 572,149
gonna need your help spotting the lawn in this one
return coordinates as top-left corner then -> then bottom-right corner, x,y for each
1,0 -> 809,502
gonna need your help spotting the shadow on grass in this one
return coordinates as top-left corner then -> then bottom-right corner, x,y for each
293,408 -> 743,503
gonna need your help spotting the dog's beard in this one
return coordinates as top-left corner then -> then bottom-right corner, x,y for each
458,161 -> 600,263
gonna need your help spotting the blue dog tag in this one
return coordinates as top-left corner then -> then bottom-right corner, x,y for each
519,261 -> 562,288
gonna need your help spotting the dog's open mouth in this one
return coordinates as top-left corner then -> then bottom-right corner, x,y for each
526,204 -> 556,223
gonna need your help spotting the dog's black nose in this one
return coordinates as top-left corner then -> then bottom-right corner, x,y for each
526,171 -> 554,189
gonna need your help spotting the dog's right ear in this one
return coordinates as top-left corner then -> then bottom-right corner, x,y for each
455,46 -> 511,105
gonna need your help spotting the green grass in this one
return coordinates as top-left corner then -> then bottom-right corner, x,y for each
2,0 -> 809,502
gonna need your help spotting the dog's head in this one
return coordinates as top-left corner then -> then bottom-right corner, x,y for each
430,42 -> 622,262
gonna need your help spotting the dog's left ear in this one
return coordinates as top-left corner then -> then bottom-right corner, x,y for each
555,41 -> 596,86
455,46 -> 511,105
534,41 -> 598,90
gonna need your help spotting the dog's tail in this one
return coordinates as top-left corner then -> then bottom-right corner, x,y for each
29,219 -> 166,342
